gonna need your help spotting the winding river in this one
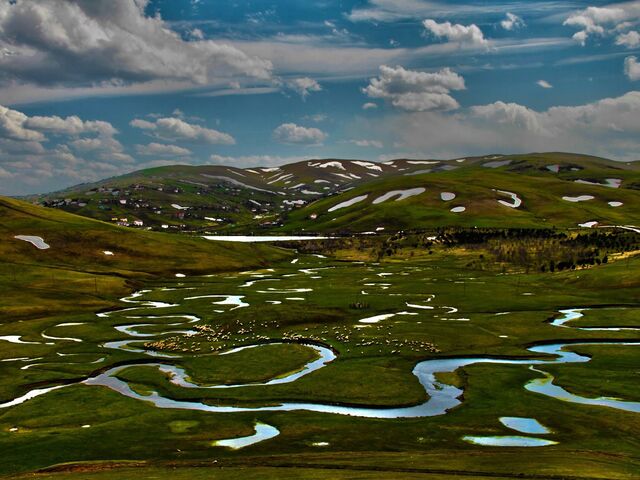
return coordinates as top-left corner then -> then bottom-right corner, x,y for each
1,301 -> 639,419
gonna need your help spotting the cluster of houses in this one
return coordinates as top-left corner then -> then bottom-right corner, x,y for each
39,178 -> 317,233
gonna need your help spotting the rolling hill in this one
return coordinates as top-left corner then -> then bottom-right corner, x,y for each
0,196 -> 289,318
31,152 -> 640,234
283,153 -> 640,233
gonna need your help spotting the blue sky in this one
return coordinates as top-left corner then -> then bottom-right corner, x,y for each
0,0 -> 639,195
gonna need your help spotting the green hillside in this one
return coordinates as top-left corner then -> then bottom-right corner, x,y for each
283,153 -> 640,233
0,196 -> 289,318
30,152 -> 640,235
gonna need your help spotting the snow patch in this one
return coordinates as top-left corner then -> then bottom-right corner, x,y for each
311,161 -> 345,170
328,194 -> 368,212
578,221 -> 598,228
574,178 -> 621,188
483,159 -> 511,168
495,189 -> 522,208
14,235 -> 49,250
351,160 -> 383,172
440,192 -> 456,201
372,188 -> 425,204
562,195 -> 594,202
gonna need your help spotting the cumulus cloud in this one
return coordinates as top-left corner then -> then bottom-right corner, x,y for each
70,135 -> 133,163
25,115 -> 116,137
625,56 -> 640,80
616,30 -> 640,48
0,104 -> 120,145
363,65 -> 465,112
537,80 -> 553,89
135,143 -> 192,156
0,103 -> 134,195
130,117 -> 235,145
423,19 -> 488,47
362,102 -> 378,110
0,0 -> 272,90
286,77 -> 322,99
0,105 -> 45,141
471,101 -> 547,134
377,91 -> 640,161
563,5 -> 640,46
501,13 -> 525,31
272,123 -> 327,145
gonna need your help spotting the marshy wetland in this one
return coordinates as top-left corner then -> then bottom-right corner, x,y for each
1,243 -> 639,479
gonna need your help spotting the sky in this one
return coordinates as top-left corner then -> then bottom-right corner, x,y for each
0,0 -> 639,195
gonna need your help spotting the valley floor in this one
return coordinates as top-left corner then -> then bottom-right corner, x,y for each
1,245 -> 639,479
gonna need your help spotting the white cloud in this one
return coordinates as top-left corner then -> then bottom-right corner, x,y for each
537,80 -> 553,88
348,0 -> 568,23
376,91 -> 640,161
272,123 -> 327,145
130,117 -> 235,145
135,143 -> 192,156
616,30 -> 640,48
25,116 -> 116,137
0,103 -> 134,194
0,165 -> 14,179
286,77 -> 322,99
0,105 -> 122,154
0,105 -> 45,141
363,65 -> 465,111
625,56 -> 640,80
501,13 -> 526,31
350,139 -> 384,148
0,0 -> 272,92
471,101 -> 547,134
228,35 -> 568,81
362,102 -> 378,110
70,135 -> 133,163
563,4 -> 640,46
423,19 -> 488,47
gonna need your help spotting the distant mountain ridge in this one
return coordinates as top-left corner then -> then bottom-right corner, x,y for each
32,152 -> 640,233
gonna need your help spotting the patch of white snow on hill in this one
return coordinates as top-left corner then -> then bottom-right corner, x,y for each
440,192 -> 456,201
311,161 -> 345,170
562,195 -> 594,202
14,235 -> 50,250
495,189 -> 522,208
372,188 -> 426,204
574,178 -> 621,188
351,161 -> 383,172
483,159 -> 511,168
328,195 -> 368,212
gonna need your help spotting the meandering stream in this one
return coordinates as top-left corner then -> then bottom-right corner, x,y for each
2,298 -> 638,420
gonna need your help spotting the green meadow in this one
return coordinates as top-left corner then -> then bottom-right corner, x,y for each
1,196 -> 639,480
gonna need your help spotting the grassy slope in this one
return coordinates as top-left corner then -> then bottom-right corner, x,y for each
0,196 -> 290,318
34,164 -> 284,230
284,154 -> 640,232
1,255 -> 638,479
